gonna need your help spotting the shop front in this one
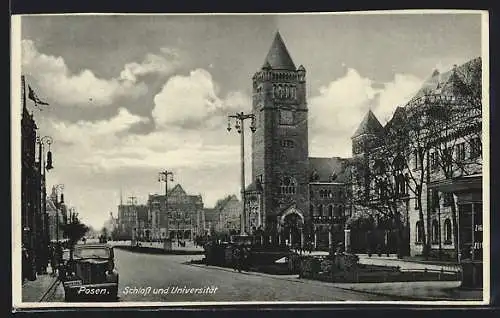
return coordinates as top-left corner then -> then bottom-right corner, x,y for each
429,174 -> 483,289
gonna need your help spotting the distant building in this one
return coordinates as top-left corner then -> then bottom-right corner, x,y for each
146,184 -> 204,241
46,186 -> 65,243
214,195 -> 242,235
103,211 -> 118,238
117,201 -> 144,240
203,208 -> 219,236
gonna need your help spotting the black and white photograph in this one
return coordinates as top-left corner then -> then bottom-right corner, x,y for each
11,11 -> 489,308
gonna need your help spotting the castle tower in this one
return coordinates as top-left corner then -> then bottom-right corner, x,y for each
351,109 -> 384,157
251,32 -> 309,240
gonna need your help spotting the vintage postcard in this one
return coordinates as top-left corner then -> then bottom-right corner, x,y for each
11,11 -> 490,309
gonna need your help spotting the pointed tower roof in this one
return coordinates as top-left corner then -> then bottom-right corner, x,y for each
263,32 -> 296,70
352,110 -> 384,138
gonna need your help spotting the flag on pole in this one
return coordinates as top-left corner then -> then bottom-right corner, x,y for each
28,85 -> 49,107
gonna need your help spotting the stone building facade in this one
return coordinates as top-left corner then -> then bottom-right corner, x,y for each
213,195 -> 242,235
349,58 -> 482,258
146,184 -> 204,241
245,32 -> 349,248
244,32 -> 482,256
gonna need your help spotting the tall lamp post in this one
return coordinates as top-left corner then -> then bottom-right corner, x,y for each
227,112 -> 256,236
54,184 -> 64,243
36,135 -> 53,274
159,170 -> 174,240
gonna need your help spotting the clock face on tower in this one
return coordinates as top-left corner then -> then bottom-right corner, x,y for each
279,110 -> 294,125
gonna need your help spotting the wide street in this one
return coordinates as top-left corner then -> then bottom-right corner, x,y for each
47,248 -> 394,302
115,248 -> 395,302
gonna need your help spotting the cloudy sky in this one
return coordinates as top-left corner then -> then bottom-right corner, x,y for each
17,13 -> 483,229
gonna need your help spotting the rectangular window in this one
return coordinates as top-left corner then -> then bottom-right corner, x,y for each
430,151 -> 438,170
456,143 -> 466,162
443,146 -> 454,168
413,151 -> 418,170
431,190 -> 440,211
443,193 -> 454,207
470,137 -> 482,159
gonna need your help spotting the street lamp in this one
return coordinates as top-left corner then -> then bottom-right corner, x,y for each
227,112 -> 257,236
53,184 -> 64,243
159,170 -> 174,240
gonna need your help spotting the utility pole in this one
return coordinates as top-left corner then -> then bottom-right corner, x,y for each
159,171 -> 174,240
129,196 -> 138,242
54,184 -> 64,243
227,112 -> 257,236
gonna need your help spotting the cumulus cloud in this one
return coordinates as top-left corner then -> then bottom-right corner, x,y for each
50,107 -> 149,143
22,40 -> 180,107
309,67 -> 423,157
152,69 -> 251,129
119,49 -> 181,83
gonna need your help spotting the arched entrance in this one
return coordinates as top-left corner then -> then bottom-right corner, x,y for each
169,231 -> 176,239
279,206 -> 304,248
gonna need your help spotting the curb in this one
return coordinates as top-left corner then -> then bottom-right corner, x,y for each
187,263 -> 478,301
38,277 -> 60,302
114,245 -> 204,255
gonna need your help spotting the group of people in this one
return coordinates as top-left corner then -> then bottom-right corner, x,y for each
22,241 -> 67,281
231,244 -> 251,272
48,242 -> 66,277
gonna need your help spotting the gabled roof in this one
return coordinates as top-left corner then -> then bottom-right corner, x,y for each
245,181 -> 263,192
263,31 -> 296,70
413,57 -> 481,98
352,109 -> 384,138
384,106 -> 406,132
169,184 -> 186,196
214,194 -> 239,211
309,157 -> 349,183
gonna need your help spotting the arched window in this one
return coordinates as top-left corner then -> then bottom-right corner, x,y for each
393,155 -> 405,171
280,176 -> 297,195
432,219 -> 439,244
328,205 -> 334,218
444,219 -> 452,244
317,204 -> 323,217
396,174 -> 406,196
416,221 -> 424,243
373,159 -> 385,175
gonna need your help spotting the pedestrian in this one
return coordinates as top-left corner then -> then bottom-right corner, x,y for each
49,244 -> 57,277
232,244 -> 242,272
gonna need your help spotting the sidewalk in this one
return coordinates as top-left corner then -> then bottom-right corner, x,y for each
188,262 -> 482,301
330,281 -> 483,301
294,252 -> 461,272
357,255 -> 462,272
22,267 -> 59,302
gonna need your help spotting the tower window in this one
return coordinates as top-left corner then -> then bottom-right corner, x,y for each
280,176 -> 297,195
279,110 -> 294,125
281,139 -> 295,148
